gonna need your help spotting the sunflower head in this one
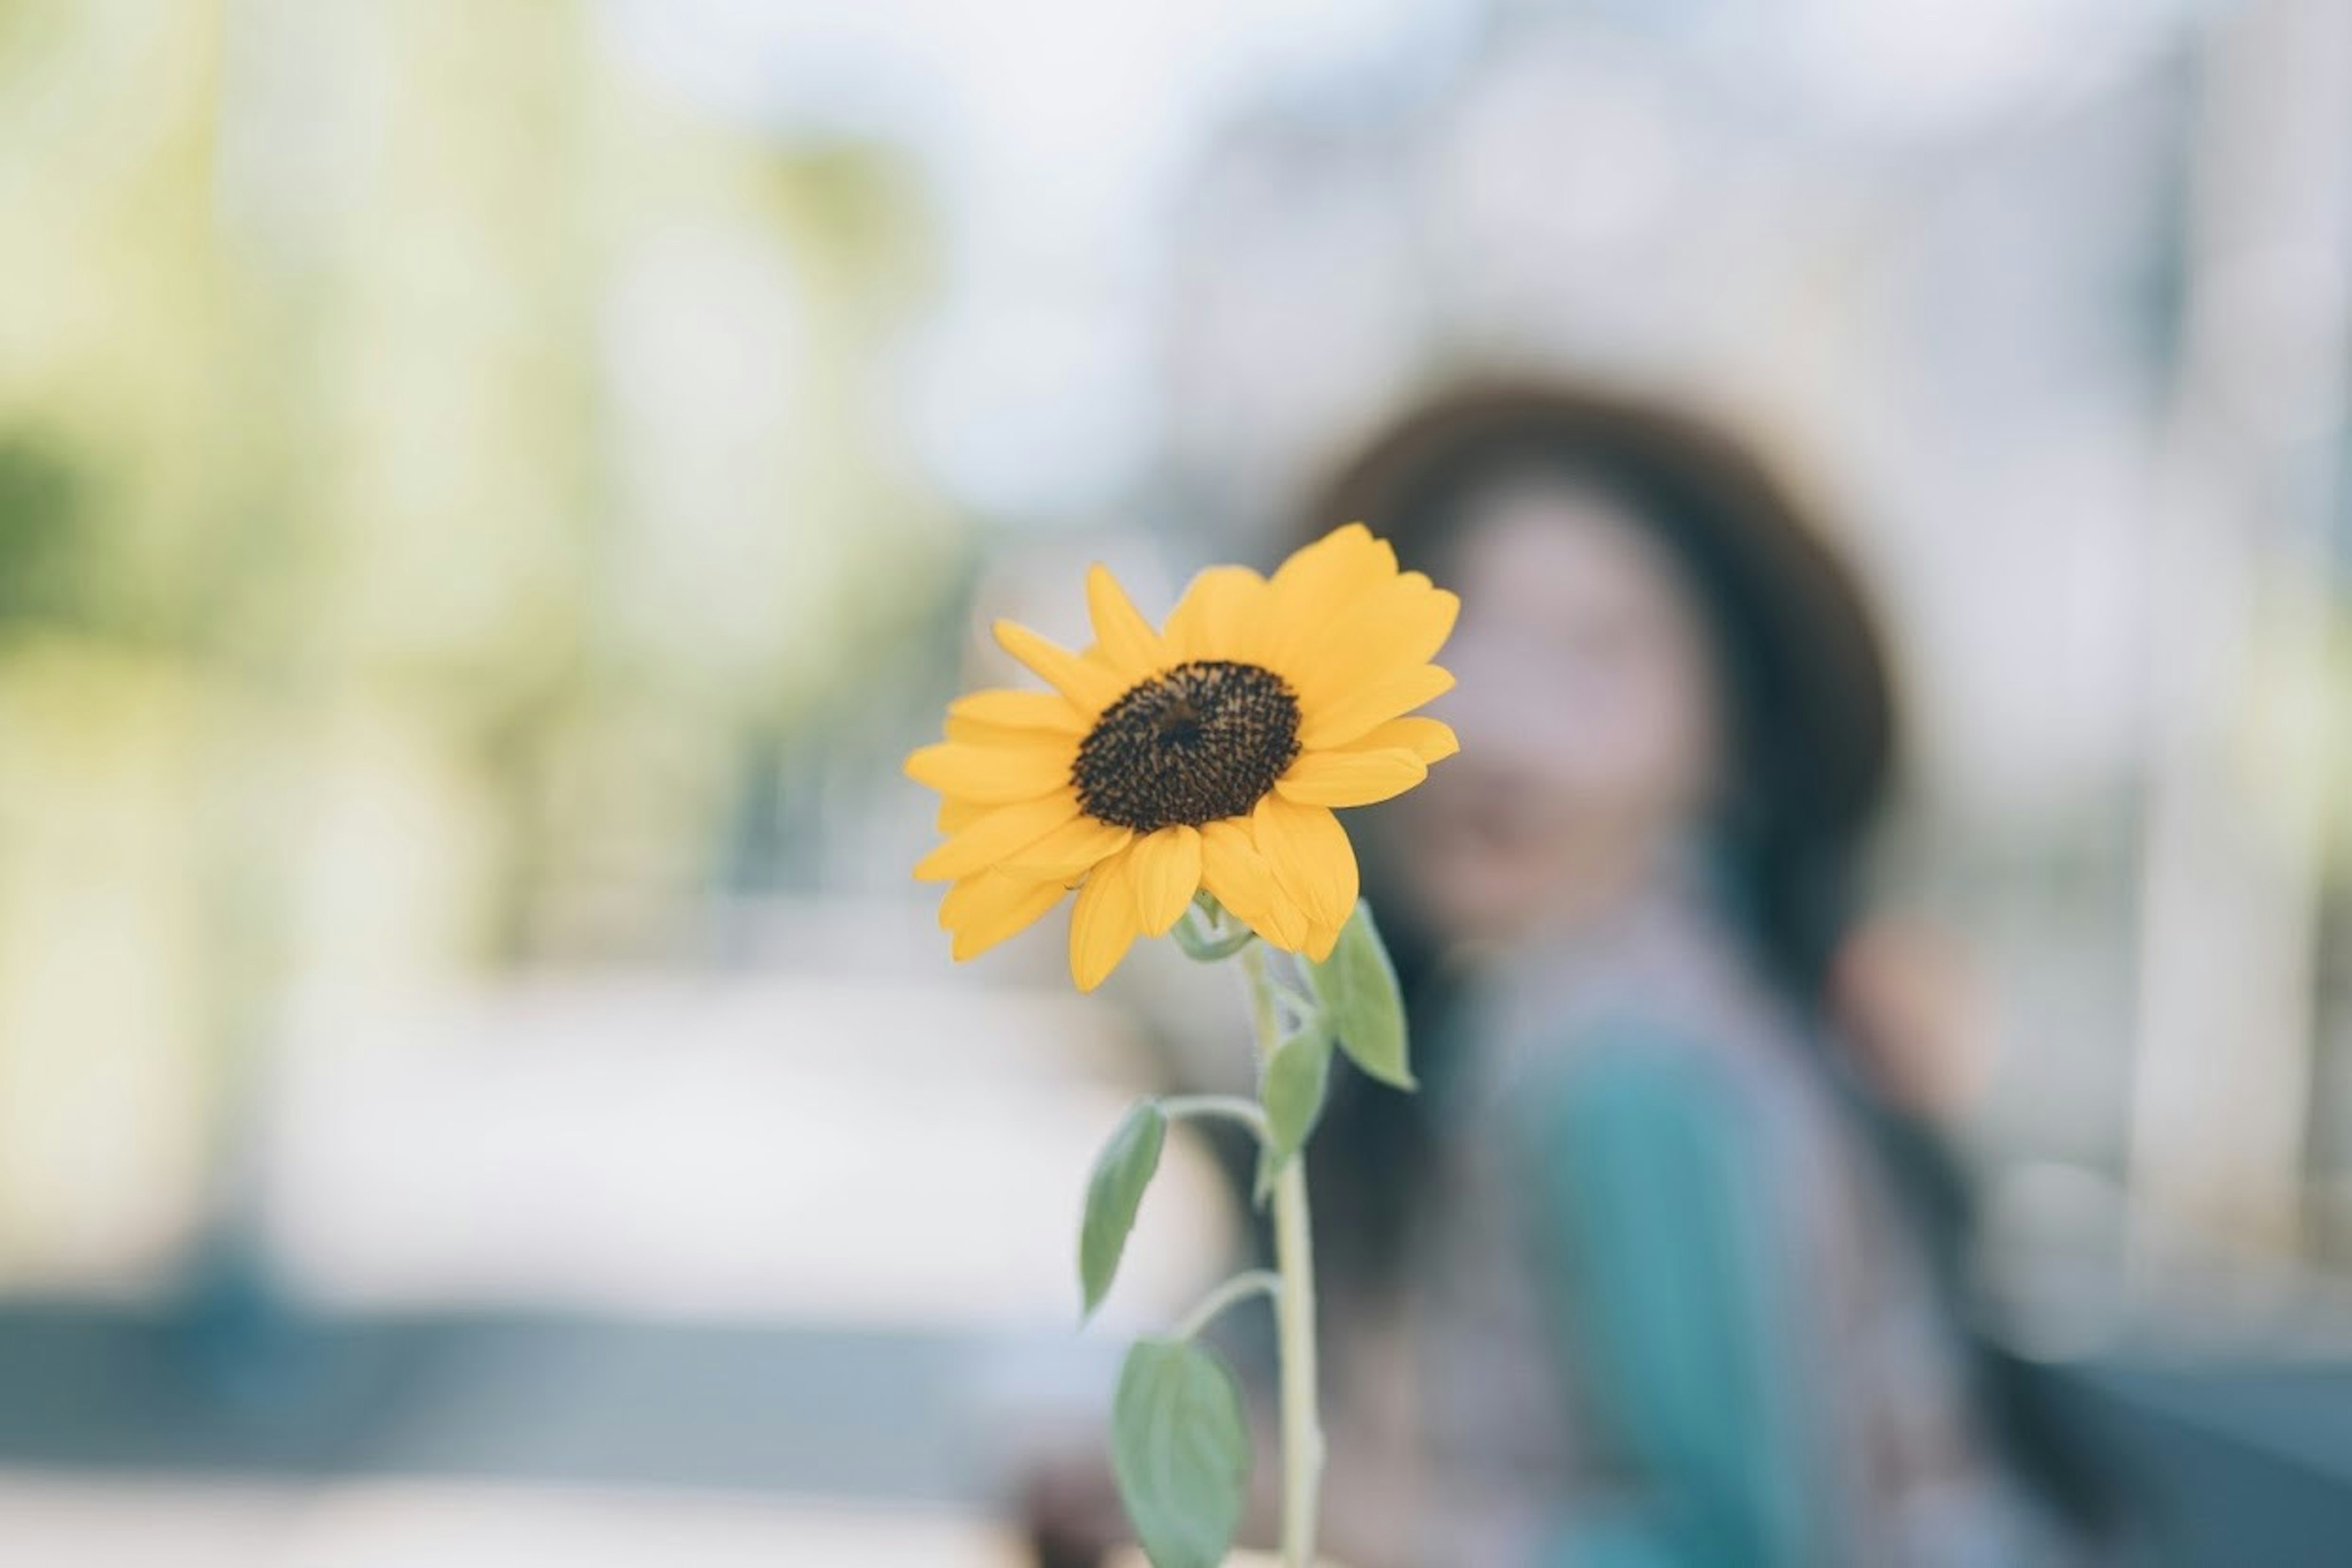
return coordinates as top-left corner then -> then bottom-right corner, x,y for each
906,524 -> 1459,991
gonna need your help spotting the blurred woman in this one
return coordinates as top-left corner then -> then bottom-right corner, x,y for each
1032,385 -> 2112,1567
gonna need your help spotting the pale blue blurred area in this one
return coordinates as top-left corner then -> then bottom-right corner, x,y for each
0,0 -> 2348,1562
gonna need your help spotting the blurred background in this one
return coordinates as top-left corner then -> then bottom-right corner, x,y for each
2,0 -> 2351,1562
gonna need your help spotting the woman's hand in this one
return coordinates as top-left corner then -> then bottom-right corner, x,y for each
1831,914 -> 1992,1120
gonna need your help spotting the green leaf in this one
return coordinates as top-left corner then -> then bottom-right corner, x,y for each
1309,900 -> 1414,1090
1259,1025 -> 1332,1163
1110,1337 -> 1252,1568
1170,900 -> 1257,963
1079,1100 -> 1167,1317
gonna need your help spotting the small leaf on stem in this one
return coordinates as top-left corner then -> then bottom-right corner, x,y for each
1260,1025 -> 1332,1163
1111,1336 -> 1253,1568
1171,899 -> 1256,962
1309,900 -> 1414,1090
1079,1100 -> 1167,1317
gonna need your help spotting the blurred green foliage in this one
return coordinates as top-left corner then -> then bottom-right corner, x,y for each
0,436 -> 88,636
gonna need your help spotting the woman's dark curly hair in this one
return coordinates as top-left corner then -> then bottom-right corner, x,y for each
1313,382 -> 1893,1001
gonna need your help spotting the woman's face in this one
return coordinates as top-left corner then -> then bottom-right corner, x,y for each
1392,480 -> 1722,948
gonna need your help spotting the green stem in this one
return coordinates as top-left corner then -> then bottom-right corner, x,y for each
1272,1158 -> 1322,1567
1172,1268 -> 1281,1341
1158,1094 -> 1268,1140
1241,944 -> 1322,1568
1172,905 -> 1260,962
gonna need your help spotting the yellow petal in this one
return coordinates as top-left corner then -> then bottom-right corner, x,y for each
1274,747 -> 1428,808
1277,575 -> 1458,709
1200,818 -> 1310,951
1304,916 -> 1343,963
994,619 -> 1131,714
940,868 -> 1026,927
1335,715 -> 1459,766
1164,565 -> 1273,665
1085,564 -> 1167,678
948,688 -> 1088,734
1069,850 -> 1142,992
941,870 -> 1069,960
1252,793 -> 1359,932
1267,524 -> 1396,646
913,790 -> 1082,881
905,739 -> 1076,804
937,797 -> 989,833
1001,813 -> 1134,879
946,712 -> 1059,746
1126,824 -> 1202,937
1295,663 -> 1455,750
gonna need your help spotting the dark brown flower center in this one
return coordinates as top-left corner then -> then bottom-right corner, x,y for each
1072,660 -> 1302,832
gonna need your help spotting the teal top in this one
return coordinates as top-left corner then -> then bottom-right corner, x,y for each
1517,1039 -> 1824,1567
1391,888 -> 2056,1567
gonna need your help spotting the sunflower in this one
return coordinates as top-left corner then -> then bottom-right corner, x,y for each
906,524 -> 1458,990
